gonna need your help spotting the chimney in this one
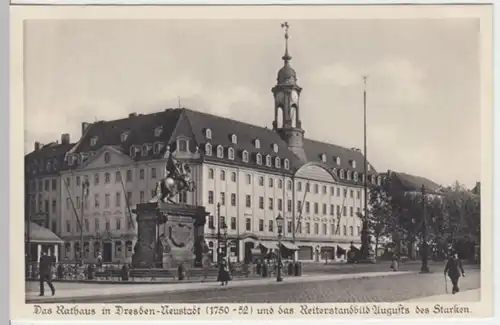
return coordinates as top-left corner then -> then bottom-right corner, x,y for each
81,122 -> 91,136
34,141 -> 40,151
61,133 -> 70,145
129,113 -> 137,118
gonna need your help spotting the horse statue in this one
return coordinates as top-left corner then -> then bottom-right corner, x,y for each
150,154 -> 196,204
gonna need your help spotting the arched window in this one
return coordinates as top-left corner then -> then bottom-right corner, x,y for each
284,159 -> 290,170
275,157 -> 281,168
104,152 -> 110,163
154,126 -> 163,137
205,129 -> 212,139
273,143 -> 279,153
121,132 -> 129,142
242,150 -> 249,162
321,154 -> 327,163
335,157 -> 341,165
256,153 -> 262,165
353,172 -> 358,182
265,155 -> 271,167
231,134 -> 237,144
346,171 -> 351,180
205,143 -> 212,156
217,145 -> 224,158
339,169 -> 345,179
351,160 -> 357,168
254,139 -> 261,149
228,148 -> 235,160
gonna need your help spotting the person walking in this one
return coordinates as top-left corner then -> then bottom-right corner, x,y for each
444,252 -> 465,294
217,259 -> 230,286
390,253 -> 399,272
38,250 -> 55,296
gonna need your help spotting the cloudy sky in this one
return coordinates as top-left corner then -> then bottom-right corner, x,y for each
24,18 -> 480,188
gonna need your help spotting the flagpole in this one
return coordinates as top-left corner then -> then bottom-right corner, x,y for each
363,76 -> 368,234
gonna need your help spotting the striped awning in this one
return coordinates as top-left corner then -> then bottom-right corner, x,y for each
259,241 -> 279,250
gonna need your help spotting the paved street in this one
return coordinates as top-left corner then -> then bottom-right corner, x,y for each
28,268 -> 480,304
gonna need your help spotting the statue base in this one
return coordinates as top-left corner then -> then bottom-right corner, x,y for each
131,202 -> 208,269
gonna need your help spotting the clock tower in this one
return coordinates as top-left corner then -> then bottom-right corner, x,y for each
272,22 -> 307,162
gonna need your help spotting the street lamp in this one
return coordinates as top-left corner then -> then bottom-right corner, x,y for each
276,214 -> 284,282
420,184 -> 430,273
216,203 -> 222,265
222,223 -> 228,263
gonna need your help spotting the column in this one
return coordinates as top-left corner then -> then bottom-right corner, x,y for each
54,244 -> 59,263
37,244 -> 42,262
294,250 -> 299,262
238,240 -> 244,262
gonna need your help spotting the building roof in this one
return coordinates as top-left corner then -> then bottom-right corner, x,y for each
25,107 -> 379,184
25,142 -> 75,177
25,222 -> 63,243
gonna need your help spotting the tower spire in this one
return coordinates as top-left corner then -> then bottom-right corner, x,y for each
281,22 -> 292,62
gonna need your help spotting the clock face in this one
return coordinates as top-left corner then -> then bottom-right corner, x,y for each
291,90 -> 299,103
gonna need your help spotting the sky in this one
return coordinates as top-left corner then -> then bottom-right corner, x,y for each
24,19 -> 481,188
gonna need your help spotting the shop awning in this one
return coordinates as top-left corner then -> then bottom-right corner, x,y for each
259,241 -> 279,250
25,222 -> 63,244
281,241 -> 299,250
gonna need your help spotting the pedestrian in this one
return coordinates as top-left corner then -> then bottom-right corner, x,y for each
38,250 -> 56,296
390,253 -> 399,271
217,259 -> 230,286
444,252 -> 465,294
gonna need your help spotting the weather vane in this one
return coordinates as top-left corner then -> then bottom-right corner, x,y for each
281,22 -> 290,39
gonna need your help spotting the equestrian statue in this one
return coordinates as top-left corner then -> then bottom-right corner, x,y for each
150,151 -> 196,204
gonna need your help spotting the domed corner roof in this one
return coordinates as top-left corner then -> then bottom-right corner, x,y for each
277,63 -> 297,84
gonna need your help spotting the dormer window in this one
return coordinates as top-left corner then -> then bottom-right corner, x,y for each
242,150 -> 249,163
332,168 -> 337,176
339,169 -> 345,179
177,139 -> 188,152
360,173 -> 364,183
367,164 -> 372,172
205,143 -> 212,156
141,145 -> 148,157
321,154 -> 327,163
228,148 -> 235,160
275,157 -> 281,168
272,143 -> 279,153
256,153 -> 262,165
76,155 -> 82,165
121,132 -> 129,142
346,171 -> 351,180
217,145 -> 224,158
284,159 -> 290,170
353,172 -> 358,182
205,129 -> 212,139
68,155 -> 75,166
153,142 -> 163,154
90,137 -> 98,147
265,155 -> 271,167
335,157 -> 341,165
129,146 -> 138,158
104,152 -> 111,164
231,134 -> 237,144
254,139 -> 261,149
350,160 -> 356,168
154,126 -> 163,137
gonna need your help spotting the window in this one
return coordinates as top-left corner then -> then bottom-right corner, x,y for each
287,199 -> 292,212
297,222 -> 302,233
94,174 -> 99,185
344,189 -> 348,197
105,220 -> 110,231
337,205 -> 341,216
153,142 -> 162,154
121,132 -> 129,142
151,189 -> 156,200
259,176 -> 264,186
76,196 -> 80,209
242,150 -> 249,162
306,183 -> 310,192
44,180 -> 49,191
104,152 -> 110,163
217,146 -> 224,158
205,143 -> 212,156
268,198 -> 274,210
322,203 -> 327,215
306,222 -> 311,234
245,195 -> 251,208
52,200 -> 56,213
269,220 -> 274,232
278,199 -> 283,211
115,171 -> 121,183
140,191 -> 145,203
231,172 -> 236,182
66,220 -> 71,233
116,218 -> 121,230
272,143 -> 279,153
305,202 -> 310,213
231,193 -> 236,206
314,203 -> 318,214
154,126 -> 163,137
284,159 -> 290,170
256,153 -> 262,165
350,190 -> 354,198
259,220 -> 264,232
350,207 -> 353,217
314,184 -> 319,193
343,207 -> 347,216
357,207 -> 361,216
331,223 -> 336,235
104,172 -> 110,184
287,221 -> 293,233
330,204 -> 334,215
330,186 -> 334,195
208,191 -> 214,204
275,157 -> 281,168
220,192 -> 225,205
246,174 -> 251,184
90,137 -> 98,146
336,187 -> 340,197
231,134 -> 237,144
94,194 -> 100,208
347,171 -> 352,180
343,225 -> 347,236
116,192 -> 121,207
228,148 -> 235,160
259,197 -> 264,209
278,179 -> 283,189
246,218 -> 251,231
357,226 -> 361,236
287,180 -> 292,190
95,219 -> 100,231
105,194 -> 110,208
139,169 -> 145,180
208,168 -> 214,179
220,170 -> 226,181
349,226 -> 354,236
297,201 -> 302,212
178,139 -> 188,152
254,139 -> 260,149
354,172 -> 358,182
269,178 -> 274,188
297,182 -> 302,192
231,217 -> 236,230
266,155 -> 271,167
340,170 -> 345,179
357,190 -> 361,199
208,216 -> 214,229
127,192 -> 132,204
336,157 -> 341,165
205,129 -> 212,139
84,219 -> 89,232
151,168 -> 157,179
322,223 -> 327,235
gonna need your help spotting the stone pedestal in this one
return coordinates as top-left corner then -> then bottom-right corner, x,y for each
131,202 -> 208,269
358,220 -> 376,264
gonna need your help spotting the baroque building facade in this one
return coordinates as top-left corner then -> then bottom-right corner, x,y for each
25,30 -> 385,264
